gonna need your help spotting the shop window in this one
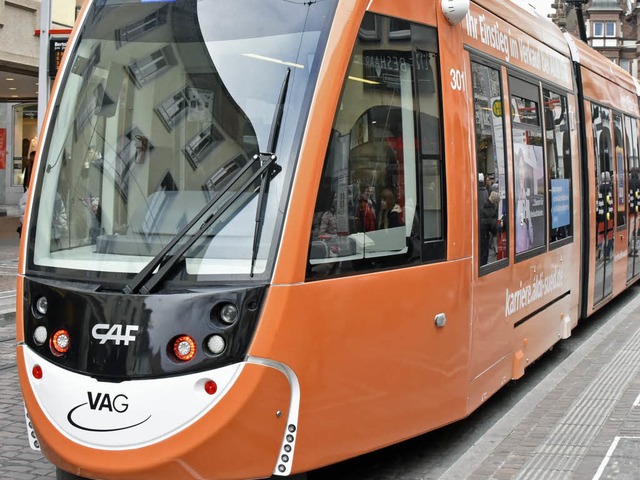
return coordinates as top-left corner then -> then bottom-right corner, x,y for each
471,61 -> 508,271
11,104 -> 38,190
306,13 -> 443,280
543,89 -> 573,245
510,76 -> 546,258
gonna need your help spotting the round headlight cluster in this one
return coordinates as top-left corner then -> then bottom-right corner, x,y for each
219,303 -> 238,324
173,335 -> 197,362
32,296 -> 72,357
51,329 -> 70,355
206,335 -> 226,355
35,296 -> 48,316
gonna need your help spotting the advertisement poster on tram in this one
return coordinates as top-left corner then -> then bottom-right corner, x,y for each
514,140 -> 545,253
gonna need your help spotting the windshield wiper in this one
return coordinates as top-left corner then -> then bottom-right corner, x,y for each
249,67 -> 291,277
123,153 -> 279,295
123,68 -> 290,294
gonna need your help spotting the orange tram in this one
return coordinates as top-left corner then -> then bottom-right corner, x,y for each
16,0 -> 640,478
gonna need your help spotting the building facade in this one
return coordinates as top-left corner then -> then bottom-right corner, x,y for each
0,0 -> 40,206
0,0 -> 78,208
550,0 -> 640,77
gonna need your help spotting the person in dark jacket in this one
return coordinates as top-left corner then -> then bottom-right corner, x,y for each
480,190 -> 499,266
478,172 -> 488,209
378,188 -> 403,230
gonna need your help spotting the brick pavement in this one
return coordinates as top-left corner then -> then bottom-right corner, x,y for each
441,285 -> 640,480
0,214 -> 19,302
0,209 -> 55,479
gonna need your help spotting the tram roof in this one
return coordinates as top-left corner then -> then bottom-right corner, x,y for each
474,0 -> 571,59
569,35 -> 640,98
474,0 -> 639,104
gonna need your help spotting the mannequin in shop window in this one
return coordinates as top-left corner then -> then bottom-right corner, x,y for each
28,136 -> 37,158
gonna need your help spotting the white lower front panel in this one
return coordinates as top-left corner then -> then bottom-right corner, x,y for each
22,346 -> 244,450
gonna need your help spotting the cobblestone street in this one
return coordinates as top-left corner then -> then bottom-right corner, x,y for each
0,317 -> 55,480
0,214 -> 55,479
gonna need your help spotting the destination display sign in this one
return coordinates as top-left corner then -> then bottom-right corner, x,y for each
49,38 -> 69,78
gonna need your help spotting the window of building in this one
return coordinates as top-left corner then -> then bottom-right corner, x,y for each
510,76 -> 546,258
593,21 -> 604,37
620,59 -> 631,73
593,21 -> 615,38
471,61 -> 508,271
126,45 -> 177,88
116,5 -> 168,47
306,13 -> 444,280
605,21 -> 616,37
543,89 -> 573,245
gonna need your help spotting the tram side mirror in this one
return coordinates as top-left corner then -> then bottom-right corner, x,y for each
441,0 -> 470,26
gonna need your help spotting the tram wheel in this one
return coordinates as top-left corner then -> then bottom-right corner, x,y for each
56,468 -> 92,480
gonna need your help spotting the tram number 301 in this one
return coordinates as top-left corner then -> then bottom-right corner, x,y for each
450,69 -> 466,91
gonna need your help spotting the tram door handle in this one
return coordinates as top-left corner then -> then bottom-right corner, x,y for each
434,313 -> 446,328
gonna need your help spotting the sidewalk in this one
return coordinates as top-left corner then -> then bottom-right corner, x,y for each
0,207 -> 20,317
441,284 -> 640,480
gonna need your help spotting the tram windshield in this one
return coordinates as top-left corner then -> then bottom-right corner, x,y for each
28,0 -> 336,284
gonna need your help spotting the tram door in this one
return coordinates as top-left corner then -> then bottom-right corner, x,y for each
592,104 -> 615,303
625,116 -> 640,281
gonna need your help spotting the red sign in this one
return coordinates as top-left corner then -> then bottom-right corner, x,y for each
0,128 -> 6,170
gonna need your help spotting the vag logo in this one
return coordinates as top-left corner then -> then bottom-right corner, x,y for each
87,391 -> 129,413
91,324 -> 139,345
67,391 -> 151,432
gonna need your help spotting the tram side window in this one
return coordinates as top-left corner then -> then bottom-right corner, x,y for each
471,61 -> 508,271
543,89 -> 573,244
625,116 -> 640,219
510,77 -> 546,258
306,14 -> 443,279
613,113 -> 626,228
593,104 -> 614,257
625,116 -> 640,269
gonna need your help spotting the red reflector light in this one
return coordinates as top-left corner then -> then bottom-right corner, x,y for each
51,329 -> 70,355
173,335 -> 196,361
204,380 -> 217,395
32,365 -> 43,379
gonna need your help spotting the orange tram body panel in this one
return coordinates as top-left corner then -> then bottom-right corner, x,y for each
16,0 -> 640,478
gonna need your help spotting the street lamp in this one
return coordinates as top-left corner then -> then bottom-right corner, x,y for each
37,0 -> 51,136
565,0 -> 589,43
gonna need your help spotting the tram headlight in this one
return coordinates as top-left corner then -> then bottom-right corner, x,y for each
33,326 -> 48,346
219,303 -> 239,325
173,335 -> 196,362
206,335 -> 226,355
51,329 -> 70,355
35,296 -> 48,316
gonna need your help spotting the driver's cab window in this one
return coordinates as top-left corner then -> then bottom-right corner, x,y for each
307,13 -> 443,280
